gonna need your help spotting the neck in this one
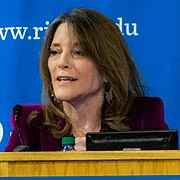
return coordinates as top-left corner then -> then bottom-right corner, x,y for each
62,91 -> 104,137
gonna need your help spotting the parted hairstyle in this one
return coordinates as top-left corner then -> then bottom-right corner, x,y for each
39,8 -> 146,138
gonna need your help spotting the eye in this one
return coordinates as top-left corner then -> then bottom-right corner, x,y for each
73,50 -> 85,57
50,50 -> 58,56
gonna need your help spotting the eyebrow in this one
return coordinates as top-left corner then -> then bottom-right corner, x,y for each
50,43 -> 60,48
50,42 -> 81,48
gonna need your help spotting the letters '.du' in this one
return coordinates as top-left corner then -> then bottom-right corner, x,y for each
116,17 -> 139,36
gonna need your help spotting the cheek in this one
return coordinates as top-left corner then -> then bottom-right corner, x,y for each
82,65 -> 102,85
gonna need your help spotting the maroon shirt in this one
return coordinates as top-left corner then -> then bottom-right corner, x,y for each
4,96 -> 169,152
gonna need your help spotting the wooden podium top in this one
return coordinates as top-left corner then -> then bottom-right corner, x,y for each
1,150 -> 180,176
1,150 -> 180,161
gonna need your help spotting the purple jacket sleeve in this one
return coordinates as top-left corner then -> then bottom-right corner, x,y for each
128,97 -> 169,131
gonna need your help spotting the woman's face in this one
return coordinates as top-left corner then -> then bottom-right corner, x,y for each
48,23 -> 104,104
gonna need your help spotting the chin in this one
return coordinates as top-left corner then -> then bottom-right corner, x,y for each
55,92 -> 78,102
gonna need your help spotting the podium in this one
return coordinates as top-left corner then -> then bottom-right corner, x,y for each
1,151 -> 180,177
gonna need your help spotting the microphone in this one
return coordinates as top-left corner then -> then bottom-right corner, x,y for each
14,104 -> 22,119
13,104 -> 30,152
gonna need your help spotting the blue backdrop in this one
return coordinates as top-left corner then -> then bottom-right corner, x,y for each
0,0 -> 180,151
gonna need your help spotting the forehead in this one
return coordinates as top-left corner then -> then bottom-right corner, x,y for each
51,23 -> 79,46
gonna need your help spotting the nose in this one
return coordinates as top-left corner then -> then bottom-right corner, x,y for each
57,51 -> 71,69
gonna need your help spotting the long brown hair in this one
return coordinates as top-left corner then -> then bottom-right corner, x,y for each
39,8 -> 146,138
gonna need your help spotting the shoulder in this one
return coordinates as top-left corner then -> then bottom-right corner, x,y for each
131,96 -> 164,112
128,96 -> 169,130
19,104 -> 43,115
10,104 -> 44,128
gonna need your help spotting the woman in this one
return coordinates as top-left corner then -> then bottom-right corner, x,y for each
4,8 -> 169,152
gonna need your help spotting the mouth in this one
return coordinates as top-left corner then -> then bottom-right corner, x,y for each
56,76 -> 78,82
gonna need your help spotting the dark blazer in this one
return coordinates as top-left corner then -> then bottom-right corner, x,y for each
4,96 -> 169,152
